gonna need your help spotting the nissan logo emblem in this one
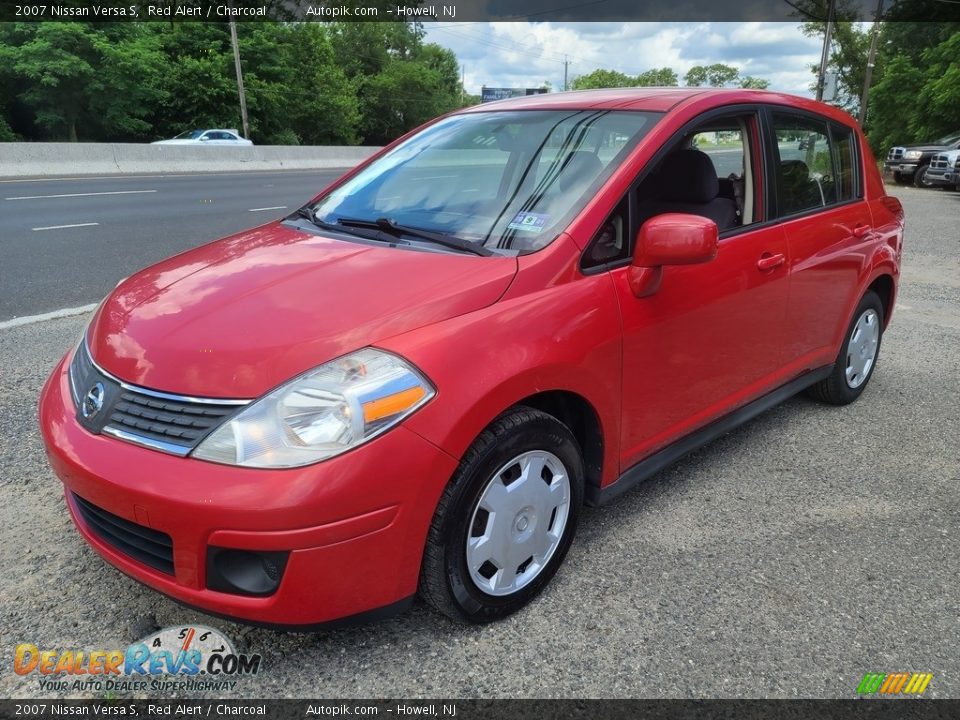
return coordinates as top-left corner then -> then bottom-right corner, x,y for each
81,382 -> 105,419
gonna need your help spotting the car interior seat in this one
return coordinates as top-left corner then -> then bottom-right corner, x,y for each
636,149 -> 739,231
779,159 -> 823,212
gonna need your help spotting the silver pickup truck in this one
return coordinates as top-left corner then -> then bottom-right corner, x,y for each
925,150 -> 960,190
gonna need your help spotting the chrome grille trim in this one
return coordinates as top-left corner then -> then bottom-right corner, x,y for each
69,341 -> 251,456
102,426 -> 192,457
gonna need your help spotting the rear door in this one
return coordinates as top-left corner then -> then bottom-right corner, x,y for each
768,111 -> 873,371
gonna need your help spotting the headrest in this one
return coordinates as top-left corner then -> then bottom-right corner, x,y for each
780,159 -> 810,182
558,151 -> 604,192
659,149 -> 720,203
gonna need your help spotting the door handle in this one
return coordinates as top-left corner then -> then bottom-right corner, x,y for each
757,252 -> 786,271
852,224 -> 871,239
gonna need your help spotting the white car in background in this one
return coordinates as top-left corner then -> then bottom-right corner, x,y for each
152,129 -> 253,146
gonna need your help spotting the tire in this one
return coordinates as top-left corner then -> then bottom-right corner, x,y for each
806,290 -> 884,405
913,164 -> 932,188
893,171 -> 906,184
419,406 -> 584,623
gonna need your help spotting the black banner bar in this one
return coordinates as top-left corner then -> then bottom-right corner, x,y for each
0,0 -> 955,23
4,700 -> 960,720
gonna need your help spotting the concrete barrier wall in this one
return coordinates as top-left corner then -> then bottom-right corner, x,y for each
0,143 -> 383,179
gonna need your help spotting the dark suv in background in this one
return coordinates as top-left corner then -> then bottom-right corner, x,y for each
884,132 -> 960,187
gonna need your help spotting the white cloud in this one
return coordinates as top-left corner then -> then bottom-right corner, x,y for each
423,21 -> 823,96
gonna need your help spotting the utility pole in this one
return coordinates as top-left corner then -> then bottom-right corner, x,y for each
858,0 -> 885,126
816,0 -> 836,102
229,19 -> 250,140
563,55 -> 569,92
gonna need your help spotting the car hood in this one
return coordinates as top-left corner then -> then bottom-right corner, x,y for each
88,222 -> 517,398
897,144 -> 951,152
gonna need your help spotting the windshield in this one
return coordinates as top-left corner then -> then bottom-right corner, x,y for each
174,130 -> 205,140
308,110 -> 661,254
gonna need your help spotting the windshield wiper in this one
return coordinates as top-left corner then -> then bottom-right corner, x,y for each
337,217 -> 493,257
293,207 -> 407,245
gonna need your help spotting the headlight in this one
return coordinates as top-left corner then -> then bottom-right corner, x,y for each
903,150 -> 922,160
193,348 -> 435,468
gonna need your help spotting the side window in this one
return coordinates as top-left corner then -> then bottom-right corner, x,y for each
771,113 -> 835,215
635,113 -> 761,233
831,124 -> 858,201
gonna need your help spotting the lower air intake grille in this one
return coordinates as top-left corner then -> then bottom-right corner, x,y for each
72,493 -> 174,575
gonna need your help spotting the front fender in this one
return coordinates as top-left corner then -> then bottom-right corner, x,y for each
380,266 -> 623,488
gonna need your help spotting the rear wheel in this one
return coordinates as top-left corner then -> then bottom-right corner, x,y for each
806,290 -> 884,405
419,407 -> 584,623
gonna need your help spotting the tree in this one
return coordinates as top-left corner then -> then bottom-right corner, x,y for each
912,31 -> 960,139
801,20 -> 871,112
685,63 -> 741,88
571,69 -> 635,90
12,23 -> 100,141
635,67 -> 678,87
739,76 -> 770,89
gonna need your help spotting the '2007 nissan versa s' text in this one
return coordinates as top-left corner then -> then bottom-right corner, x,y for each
40,89 -> 904,627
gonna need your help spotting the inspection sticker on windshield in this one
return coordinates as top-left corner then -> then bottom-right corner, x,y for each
508,212 -> 548,233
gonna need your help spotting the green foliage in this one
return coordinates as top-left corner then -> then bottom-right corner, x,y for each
0,20 -> 459,145
0,115 -> 15,141
739,76 -> 770,90
635,67 -> 679,87
796,5 -> 960,153
865,34 -> 960,154
684,63 -> 741,88
571,69 -> 635,90
801,20 -> 871,111
911,31 -> 960,140
571,67 -> 680,90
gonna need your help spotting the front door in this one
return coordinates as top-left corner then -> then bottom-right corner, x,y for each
607,109 -> 791,470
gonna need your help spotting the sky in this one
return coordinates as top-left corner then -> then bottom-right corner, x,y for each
422,22 -> 824,97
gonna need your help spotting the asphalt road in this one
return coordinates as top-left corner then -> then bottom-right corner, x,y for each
0,185 -> 958,700
0,169 -> 344,322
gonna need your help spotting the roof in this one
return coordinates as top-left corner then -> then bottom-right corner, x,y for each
459,87 -> 707,114
456,87 -> 859,128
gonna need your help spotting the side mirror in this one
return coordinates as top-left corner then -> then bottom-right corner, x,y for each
628,213 -> 719,298
199,135 -> 210,142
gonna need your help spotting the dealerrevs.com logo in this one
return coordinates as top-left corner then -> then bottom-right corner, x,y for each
14,625 -> 262,694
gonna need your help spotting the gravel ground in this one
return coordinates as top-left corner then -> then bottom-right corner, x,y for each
1,185 -> 957,699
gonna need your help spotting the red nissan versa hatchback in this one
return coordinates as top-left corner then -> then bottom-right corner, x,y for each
40,89 -> 904,627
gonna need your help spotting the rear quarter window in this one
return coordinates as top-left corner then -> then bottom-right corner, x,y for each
770,112 -> 861,216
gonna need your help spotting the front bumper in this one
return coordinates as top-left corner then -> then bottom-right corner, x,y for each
883,161 -> 919,176
39,352 -> 458,627
925,168 -> 957,186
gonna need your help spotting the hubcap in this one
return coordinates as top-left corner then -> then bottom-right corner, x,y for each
466,450 -> 571,597
845,308 -> 880,389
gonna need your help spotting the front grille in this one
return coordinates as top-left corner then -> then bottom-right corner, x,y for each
108,391 -> 238,449
930,154 -> 948,169
887,147 -> 905,161
72,493 -> 174,575
69,342 -> 247,456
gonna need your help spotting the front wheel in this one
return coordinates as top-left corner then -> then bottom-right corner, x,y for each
419,407 -> 584,623
806,290 -> 884,405
913,165 -> 932,188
